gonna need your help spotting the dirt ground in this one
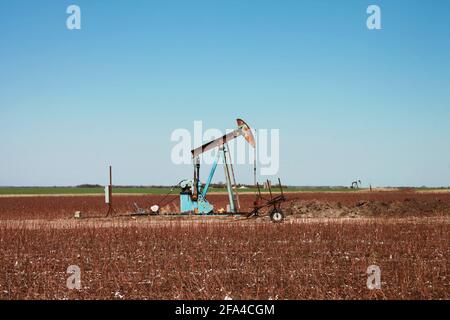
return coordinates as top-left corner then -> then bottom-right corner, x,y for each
0,191 -> 449,221
0,191 -> 448,300
0,218 -> 448,300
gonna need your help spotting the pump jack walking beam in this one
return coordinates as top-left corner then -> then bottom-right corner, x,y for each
191,119 -> 256,158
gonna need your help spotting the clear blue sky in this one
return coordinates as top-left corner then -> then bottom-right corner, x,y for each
1,0 -> 449,187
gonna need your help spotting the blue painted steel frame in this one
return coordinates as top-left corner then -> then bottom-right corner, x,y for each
201,151 -> 220,198
180,147 -> 237,214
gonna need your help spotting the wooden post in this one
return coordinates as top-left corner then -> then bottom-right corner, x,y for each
106,165 -> 116,217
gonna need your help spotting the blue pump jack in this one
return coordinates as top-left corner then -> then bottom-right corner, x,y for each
180,119 -> 256,215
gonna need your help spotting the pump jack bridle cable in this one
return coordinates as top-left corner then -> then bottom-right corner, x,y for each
155,180 -> 184,208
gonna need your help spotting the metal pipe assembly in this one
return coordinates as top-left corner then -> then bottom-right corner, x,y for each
177,118 -> 286,223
